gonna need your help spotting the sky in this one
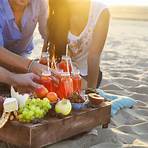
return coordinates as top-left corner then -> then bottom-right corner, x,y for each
102,0 -> 148,6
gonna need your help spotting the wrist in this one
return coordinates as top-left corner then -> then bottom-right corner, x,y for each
7,72 -> 17,87
27,60 -> 35,73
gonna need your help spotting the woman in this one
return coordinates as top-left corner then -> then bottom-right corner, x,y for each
44,0 -> 110,89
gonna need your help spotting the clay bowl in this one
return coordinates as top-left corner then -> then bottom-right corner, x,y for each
88,93 -> 104,105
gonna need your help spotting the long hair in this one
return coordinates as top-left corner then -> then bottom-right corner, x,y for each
48,0 -> 70,59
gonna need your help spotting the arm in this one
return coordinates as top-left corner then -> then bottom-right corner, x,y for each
0,47 -> 48,75
87,9 -> 110,88
0,47 -> 31,73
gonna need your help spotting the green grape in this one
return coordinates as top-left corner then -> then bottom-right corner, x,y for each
43,98 -> 49,102
38,110 -> 44,118
28,105 -> 36,112
34,107 -> 41,118
36,98 -> 41,104
22,110 -> 28,117
25,99 -> 31,106
26,111 -> 34,121
31,98 -> 36,105
18,98 -> 52,123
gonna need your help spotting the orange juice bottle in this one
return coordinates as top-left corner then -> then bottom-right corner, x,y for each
71,70 -> 81,94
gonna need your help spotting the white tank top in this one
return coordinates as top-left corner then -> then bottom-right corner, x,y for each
68,0 -> 107,76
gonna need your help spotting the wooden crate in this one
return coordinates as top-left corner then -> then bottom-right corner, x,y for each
0,102 -> 111,148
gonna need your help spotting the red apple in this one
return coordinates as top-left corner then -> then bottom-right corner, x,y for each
35,86 -> 48,98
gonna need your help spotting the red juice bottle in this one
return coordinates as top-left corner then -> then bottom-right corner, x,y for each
58,56 -> 72,73
40,71 -> 53,92
71,70 -> 82,94
58,72 -> 73,99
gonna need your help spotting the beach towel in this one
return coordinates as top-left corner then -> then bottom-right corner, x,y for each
97,89 -> 137,116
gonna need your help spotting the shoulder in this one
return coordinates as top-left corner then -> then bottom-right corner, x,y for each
92,0 -> 109,15
30,0 -> 48,15
93,0 -> 108,9
93,0 -> 110,20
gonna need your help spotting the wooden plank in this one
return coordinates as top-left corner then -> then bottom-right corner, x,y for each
0,102 -> 111,148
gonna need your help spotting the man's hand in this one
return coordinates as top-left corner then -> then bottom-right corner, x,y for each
10,73 -> 41,93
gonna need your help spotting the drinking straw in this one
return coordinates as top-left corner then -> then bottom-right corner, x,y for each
47,52 -> 50,71
66,44 -> 70,74
69,58 -> 74,73
66,44 -> 69,57
47,42 -> 51,71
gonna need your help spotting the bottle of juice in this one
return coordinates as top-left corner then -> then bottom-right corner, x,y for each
71,70 -> 82,94
58,72 -> 73,99
58,56 -> 72,73
40,71 -> 53,92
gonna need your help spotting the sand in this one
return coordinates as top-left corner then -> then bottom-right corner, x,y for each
91,19 -> 148,148
109,5 -> 148,21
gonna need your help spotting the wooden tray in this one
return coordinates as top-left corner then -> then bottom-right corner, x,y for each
0,102 -> 111,148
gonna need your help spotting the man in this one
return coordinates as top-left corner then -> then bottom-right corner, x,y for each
0,0 -> 48,74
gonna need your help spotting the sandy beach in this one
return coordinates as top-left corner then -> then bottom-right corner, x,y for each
109,6 -> 148,21
94,19 -> 148,148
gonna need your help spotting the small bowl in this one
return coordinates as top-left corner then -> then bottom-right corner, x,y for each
71,96 -> 89,110
88,93 -> 104,105
72,102 -> 87,110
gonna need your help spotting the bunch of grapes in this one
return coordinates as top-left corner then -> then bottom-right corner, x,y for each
18,98 -> 51,123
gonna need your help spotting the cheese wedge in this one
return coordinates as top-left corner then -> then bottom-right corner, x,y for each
3,98 -> 18,113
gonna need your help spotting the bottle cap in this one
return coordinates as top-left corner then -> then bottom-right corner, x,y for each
42,70 -> 51,76
71,69 -> 80,75
61,72 -> 70,77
